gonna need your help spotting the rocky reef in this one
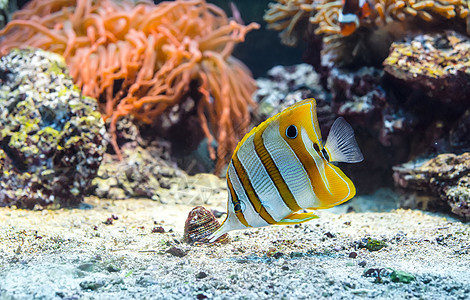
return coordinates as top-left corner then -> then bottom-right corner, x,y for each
0,48 -> 106,208
393,153 -> 470,220
90,139 -> 227,206
384,31 -> 470,104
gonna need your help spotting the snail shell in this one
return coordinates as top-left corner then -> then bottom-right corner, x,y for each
183,206 -> 229,244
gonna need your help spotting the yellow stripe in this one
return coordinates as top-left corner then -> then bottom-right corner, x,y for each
253,129 -> 302,212
287,139 -> 355,208
285,138 -> 333,205
232,155 -> 276,225
226,175 -> 250,227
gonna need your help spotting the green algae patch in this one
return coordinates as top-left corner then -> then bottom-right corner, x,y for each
365,238 -> 387,252
390,269 -> 415,283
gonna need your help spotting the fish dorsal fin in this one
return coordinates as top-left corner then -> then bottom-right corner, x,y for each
324,117 -> 363,163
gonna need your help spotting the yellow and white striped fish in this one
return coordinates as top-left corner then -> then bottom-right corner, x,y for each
208,98 -> 363,242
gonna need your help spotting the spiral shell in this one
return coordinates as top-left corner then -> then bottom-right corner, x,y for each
183,206 -> 229,244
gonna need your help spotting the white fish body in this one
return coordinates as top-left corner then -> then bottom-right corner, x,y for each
209,98 -> 363,242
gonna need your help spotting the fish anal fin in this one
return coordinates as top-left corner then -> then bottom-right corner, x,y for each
276,211 -> 319,225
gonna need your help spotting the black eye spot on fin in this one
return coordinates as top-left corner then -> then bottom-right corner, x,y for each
313,143 -> 320,152
234,203 -> 241,212
286,125 -> 298,139
321,148 -> 330,162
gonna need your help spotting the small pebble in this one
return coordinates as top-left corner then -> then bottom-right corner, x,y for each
106,264 -> 120,272
281,265 -> 289,271
349,252 -> 358,258
151,226 -> 165,233
79,280 -> 105,290
196,294 -> 208,300
358,260 -> 367,267
166,246 -> 187,257
290,252 -> 303,258
55,292 -> 65,298
78,263 -> 94,272
195,271 -> 208,279
324,232 -> 335,238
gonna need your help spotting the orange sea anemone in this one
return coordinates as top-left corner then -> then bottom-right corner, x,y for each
0,0 -> 259,173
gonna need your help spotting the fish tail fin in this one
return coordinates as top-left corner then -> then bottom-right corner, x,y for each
324,117 -> 363,163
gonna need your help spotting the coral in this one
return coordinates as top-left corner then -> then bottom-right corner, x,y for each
393,153 -> 470,220
313,0 -> 469,36
266,0 -> 469,39
0,48 -> 106,208
384,31 -> 470,103
264,0 -> 316,46
183,206 -> 229,244
265,0 -> 469,65
0,0 -> 259,173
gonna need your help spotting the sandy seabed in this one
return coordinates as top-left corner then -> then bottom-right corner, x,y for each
0,194 -> 469,300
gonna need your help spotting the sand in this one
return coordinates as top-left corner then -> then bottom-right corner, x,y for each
0,193 -> 469,300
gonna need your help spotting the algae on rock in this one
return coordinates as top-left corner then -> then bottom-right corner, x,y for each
0,48 -> 106,208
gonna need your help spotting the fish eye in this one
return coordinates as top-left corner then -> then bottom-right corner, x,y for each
321,148 -> 330,162
286,125 -> 298,139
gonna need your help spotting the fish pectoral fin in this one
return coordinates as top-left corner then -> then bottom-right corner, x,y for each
276,211 -> 319,225
324,117 -> 363,163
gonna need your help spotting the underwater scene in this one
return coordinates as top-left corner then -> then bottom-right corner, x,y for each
0,0 -> 469,298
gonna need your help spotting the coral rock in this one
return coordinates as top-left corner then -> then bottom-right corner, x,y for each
91,141 -> 227,205
384,31 -> 470,104
183,206 -> 229,244
0,48 -> 106,208
393,153 -> 470,220
328,67 -> 386,127
450,108 -> 470,152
